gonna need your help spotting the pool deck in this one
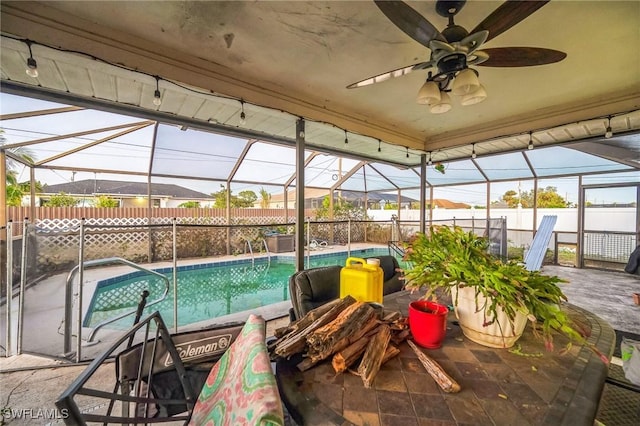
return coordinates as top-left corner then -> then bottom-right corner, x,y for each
0,243 -> 388,360
1,253 -> 639,425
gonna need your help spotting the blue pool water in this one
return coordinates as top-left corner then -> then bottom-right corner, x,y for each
85,248 -> 401,329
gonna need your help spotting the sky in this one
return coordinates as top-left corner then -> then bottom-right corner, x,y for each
1,92 -> 638,206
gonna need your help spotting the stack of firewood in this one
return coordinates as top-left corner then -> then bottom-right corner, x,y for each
270,296 -> 460,392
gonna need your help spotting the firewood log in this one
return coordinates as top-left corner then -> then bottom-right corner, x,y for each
358,324 -> 391,388
295,298 -> 355,332
332,336 -> 369,374
302,315 -> 379,368
274,296 -> 356,358
407,340 -> 461,393
390,328 -> 411,345
381,344 -> 400,364
306,302 -> 375,358
382,311 -> 401,323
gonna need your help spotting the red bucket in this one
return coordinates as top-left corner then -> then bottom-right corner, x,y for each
409,300 -> 449,349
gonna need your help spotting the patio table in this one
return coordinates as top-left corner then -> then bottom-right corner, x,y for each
276,290 -> 615,425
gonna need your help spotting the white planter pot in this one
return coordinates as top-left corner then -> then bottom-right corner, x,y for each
452,285 -> 528,349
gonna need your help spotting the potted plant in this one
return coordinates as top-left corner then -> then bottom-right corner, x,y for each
401,225 -> 606,359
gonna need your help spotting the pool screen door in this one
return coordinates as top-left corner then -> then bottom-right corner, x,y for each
580,184 -> 639,270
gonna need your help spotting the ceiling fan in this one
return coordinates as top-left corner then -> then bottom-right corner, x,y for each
347,0 -> 566,113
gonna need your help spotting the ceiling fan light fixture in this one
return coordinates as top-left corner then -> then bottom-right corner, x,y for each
416,81 -> 441,105
605,116 -> 613,138
25,40 -> 39,78
152,76 -> 162,106
429,91 -> 452,114
239,100 -> 247,125
452,68 -> 480,95
605,126 -> 613,139
460,84 -> 487,106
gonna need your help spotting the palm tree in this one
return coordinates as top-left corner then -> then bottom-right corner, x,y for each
1,129 -> 38,206
259,187 -> 271,209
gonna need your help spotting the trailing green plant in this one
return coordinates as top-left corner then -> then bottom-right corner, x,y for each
402,225 -> 607,363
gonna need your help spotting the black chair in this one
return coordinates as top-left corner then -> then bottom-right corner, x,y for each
288,255 -> 404,321
289,265 -> 342,321
376,255 -> 404,294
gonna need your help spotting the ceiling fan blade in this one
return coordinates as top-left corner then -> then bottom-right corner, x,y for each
374,0 -> 446,49
346,62 -> 430,88
471,0 -> 550,43
477,47 -> 566,67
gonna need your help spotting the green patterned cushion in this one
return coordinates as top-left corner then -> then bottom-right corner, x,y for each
188,314 -> 284,425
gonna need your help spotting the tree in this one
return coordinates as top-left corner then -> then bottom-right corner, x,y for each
210,185 -> 257,208
259,187 -> 271,208
178,201 -> 201,208
499,190 -> 520,208
495,186 -> 571,208
236,190 -> 257,207
315,195 -> 366,220
6,178 -> 43,206
95,195 -> 119,207
6,171 -> 23,206
2,129 -> 38,206
528,186 -> 572,208
211,185 -> 227,208
46,192 -> 78,207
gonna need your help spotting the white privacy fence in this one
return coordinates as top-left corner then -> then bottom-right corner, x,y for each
378,207 -> 637,268
368,207 -> 637,233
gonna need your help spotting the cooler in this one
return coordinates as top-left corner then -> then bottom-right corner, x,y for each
339,257 -> 384,304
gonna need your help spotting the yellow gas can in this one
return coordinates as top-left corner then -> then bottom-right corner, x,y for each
340,257 -> 384,304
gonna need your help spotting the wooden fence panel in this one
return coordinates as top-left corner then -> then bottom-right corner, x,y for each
7,207 -> 314,222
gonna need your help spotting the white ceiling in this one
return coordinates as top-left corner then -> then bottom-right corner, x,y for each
1,1 -> 640,167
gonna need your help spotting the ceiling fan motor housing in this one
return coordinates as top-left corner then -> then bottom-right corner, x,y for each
442,24 -> 469,43
436,53 -> 467,77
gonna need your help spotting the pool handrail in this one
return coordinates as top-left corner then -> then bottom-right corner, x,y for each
244,237 -> 271,267
64,257 -> 171,359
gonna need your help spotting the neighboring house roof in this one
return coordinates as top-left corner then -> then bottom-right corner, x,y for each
431,199 -> 471,209
41,179 -> 212,199
335,190 -> 417,204
269,188 -> 417,204
269,188 -> 328,203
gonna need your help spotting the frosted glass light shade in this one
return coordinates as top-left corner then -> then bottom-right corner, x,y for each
452,68 -> 480,95
460,84 -> 487,106
416,81 -> 441,105
153,90 -> 162,106
26,57 -> 38,78
429,91 -> 452,114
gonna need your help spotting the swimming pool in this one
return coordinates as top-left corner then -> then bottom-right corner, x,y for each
84,248 -> 402,329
